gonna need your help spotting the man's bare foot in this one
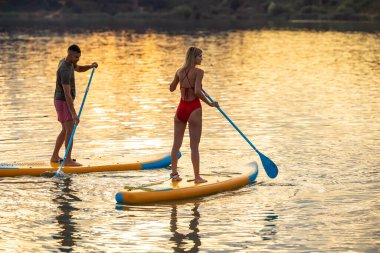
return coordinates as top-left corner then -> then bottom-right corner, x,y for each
194,177 -> 207,183
50,156 -> 63,163
64,159 -> 82,166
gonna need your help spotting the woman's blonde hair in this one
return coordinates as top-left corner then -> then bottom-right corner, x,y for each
179,46 -> 202,73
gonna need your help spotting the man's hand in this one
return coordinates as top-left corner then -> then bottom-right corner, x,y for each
72,113 -> 80,125
91,62 -> 98,68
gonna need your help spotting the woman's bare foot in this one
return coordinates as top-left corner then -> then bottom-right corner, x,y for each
170,172 -> 182,182
64,159 -> 82,166
194,177 -> 207,183
50,156 -> 63,163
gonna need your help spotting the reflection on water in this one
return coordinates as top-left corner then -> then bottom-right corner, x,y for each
116,199 -> 279,252
0,28 -> 379,252
52,177 -> 80,252
260,211 -> 278,241
170,203 -> 201,253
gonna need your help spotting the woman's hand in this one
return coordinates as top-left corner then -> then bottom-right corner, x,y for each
210,101 -> 219,107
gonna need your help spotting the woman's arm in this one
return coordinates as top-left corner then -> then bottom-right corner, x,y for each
194,69 -> 219,107
169,72 -> 179,92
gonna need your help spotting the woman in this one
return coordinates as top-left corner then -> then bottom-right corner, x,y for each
169,47 -> 219,183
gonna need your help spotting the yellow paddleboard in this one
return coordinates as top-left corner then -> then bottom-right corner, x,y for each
115,161 -> 258,205
0,152 -> 179,177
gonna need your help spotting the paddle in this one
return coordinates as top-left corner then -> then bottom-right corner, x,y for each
202,88 -> 278,179
55,68 -> 95,177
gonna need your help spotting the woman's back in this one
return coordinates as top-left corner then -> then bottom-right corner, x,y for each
178,68 -> 198,101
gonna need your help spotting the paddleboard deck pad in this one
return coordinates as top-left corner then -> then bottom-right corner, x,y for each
0,152 -> 179,177
116,161 -> 258,205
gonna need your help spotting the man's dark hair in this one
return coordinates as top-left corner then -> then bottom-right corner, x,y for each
68,44 -> 81,53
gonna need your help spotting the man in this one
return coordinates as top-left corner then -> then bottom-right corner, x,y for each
51,44 -> 98,166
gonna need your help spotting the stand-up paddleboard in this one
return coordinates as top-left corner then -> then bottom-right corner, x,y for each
0,152 -> 180,177
115,161 -> 258,205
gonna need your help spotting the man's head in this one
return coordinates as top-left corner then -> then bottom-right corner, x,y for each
66,44 -> 81,64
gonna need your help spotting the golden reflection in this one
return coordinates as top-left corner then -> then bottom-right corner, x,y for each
0,28 -> 379,252
1,30 -> 378,163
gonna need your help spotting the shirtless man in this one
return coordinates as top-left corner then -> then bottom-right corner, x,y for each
51,44 -> 98,166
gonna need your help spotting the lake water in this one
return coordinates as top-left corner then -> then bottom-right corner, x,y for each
0,27 -> 379,252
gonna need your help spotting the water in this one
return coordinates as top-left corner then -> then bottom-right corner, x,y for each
0,28 -> 379,252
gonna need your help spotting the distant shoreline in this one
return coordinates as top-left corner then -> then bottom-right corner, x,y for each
1,12 -> 379,32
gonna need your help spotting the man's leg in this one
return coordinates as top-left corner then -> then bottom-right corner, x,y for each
63,120 -> 82,166
51,123 -> 65,162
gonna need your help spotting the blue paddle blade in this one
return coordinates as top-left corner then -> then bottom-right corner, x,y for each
202,88 -> 279,179
258,152 -> 278,179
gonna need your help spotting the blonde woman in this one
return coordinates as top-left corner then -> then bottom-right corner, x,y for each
169,47 -> 219,183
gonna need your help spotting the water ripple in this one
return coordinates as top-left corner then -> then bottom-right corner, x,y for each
0,29 -> 379,252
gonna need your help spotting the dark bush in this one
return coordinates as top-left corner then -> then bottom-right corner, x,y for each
230,0 -> 241,11
267,2 -> 290,16
139,0 -> 168,10
171,5 -> 192,19
299,5 -> 326,14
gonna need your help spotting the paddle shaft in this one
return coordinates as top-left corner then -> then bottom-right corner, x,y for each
202,89 -> 259,153
202,88 -> 278,178
56,68 -> 95,176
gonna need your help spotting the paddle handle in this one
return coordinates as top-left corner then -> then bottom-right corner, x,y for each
56,68 -> 95,176
202,88 -> 259,154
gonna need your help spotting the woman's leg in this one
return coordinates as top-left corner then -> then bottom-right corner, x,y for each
188,108 -> 207,183
171,115 -> 187,180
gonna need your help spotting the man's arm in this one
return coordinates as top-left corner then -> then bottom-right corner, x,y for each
74,62 -> 98,72
62,84 -> 79,125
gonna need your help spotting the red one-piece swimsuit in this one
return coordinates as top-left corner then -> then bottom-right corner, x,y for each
176,70 -> 202,122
